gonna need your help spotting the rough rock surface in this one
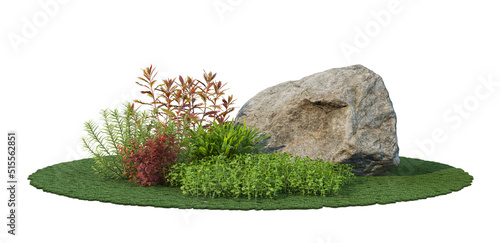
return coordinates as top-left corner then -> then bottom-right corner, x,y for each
235,65 -> 399,176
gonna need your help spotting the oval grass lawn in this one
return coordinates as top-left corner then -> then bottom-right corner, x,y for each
28,157 -> 473,210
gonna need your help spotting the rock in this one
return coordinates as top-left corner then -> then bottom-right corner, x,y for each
235,65 -> 399,176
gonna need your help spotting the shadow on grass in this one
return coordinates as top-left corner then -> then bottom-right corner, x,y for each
336,157 -> 455,197
385,156 -> 453,177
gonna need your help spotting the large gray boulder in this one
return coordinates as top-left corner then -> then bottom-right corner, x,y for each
235,65 -> 399,176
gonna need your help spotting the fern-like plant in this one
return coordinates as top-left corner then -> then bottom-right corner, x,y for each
82,102 -> 161,179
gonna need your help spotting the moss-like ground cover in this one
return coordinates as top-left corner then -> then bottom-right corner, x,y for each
28,156 -> 473,210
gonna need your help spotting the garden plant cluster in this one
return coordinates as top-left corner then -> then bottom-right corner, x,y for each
82,65 -> 355,199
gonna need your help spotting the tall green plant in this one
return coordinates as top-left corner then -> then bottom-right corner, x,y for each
82,102 -> 160,179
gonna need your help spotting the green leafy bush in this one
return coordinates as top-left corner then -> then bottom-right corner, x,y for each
188,119 -> 270,160
169,154 -> 284,199
82,102 -> 163,179
168,153 -> 355,199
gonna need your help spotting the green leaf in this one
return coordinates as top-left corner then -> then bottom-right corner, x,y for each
161,108 -> 176,118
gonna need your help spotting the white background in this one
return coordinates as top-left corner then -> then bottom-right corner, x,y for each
1,0 -> 499,242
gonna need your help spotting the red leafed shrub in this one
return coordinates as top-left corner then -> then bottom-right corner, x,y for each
120,132 -> 180,186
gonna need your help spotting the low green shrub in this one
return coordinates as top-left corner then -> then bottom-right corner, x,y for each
281,155 -> 355,196
187,119 -> 270,160
168,153 -> 355,199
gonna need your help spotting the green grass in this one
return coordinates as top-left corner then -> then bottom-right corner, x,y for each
27,157 -> 473,210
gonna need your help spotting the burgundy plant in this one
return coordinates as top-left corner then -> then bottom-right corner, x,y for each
120,132 -> 180,186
